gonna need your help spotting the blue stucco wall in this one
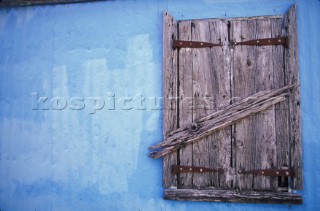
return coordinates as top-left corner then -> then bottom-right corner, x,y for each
0,0 -> 319,210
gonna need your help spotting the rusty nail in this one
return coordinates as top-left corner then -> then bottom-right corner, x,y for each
191,123 -> 198,131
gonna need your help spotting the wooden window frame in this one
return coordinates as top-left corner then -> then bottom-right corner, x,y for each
154,4 -> 302,204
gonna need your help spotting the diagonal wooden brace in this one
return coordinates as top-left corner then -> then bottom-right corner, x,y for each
149,85 -> 297,159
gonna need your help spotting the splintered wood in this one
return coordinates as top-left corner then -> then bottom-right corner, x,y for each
157,5 -> 302,203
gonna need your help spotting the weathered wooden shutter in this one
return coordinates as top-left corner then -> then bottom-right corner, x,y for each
150,5 -> 302,204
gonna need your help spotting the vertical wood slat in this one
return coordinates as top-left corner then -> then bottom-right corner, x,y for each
232,19 -> 256,190
231,18 -> 285,191
207,20 -> 232,188
283,5 -> 303,190
253,18 -> 277,190
191,20 -> 211,188
272,18 -> 290,188
163,11 -> 178,188
178,20 -> 194,188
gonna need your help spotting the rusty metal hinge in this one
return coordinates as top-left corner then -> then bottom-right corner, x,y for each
173,40 -> 223,49
172,165 -> 224,174
231,37 -> 288,47
238,169 -> 295,177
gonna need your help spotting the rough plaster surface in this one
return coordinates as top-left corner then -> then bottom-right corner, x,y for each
0,0 -> 319,210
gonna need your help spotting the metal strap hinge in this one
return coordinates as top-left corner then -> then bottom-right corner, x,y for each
231,37 -> 288,47
172,165 -> 224,174
238,169 -> 296,177
173,40 -> 222,49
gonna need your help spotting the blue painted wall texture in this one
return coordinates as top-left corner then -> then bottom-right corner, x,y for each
0,0 -> 319,210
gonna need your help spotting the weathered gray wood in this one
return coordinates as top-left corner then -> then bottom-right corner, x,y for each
231,18 -> 278,190
0,0 -> 107,7
152,85 -> 294,149
162,11 -> 178,188
178,20 -> 194,188
231,19 -> 256,190
205,19 -> 232,188
164,188 -> 303,204
159,7 -> 302,202
252,18 -> 277,190
272,18 -> 290,189
150,86 -> 294,159
283,4 -> 303,190
190,19 -> 231,188
191,20 -> 212,188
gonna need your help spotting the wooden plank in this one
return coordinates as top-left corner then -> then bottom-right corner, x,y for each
283,4 -> 303,190
180,16 -> 283,23
177,20 -> 194,188
164,189 -> 303,204
272,18 -> 290,189
162,11 -> 178,188
191,20 -> 211,188
231,18 -> 279,190
252,18 -> 277,190
0,0 -> 107,7
150,86 -> 294,158
206,19 -> 232,188
231,19 -> 256,190
190,19 -> 232,188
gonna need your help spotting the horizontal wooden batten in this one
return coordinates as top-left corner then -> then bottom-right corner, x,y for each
164,189 -> 303,204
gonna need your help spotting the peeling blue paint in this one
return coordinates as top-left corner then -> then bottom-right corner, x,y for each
0,0 -> 319,210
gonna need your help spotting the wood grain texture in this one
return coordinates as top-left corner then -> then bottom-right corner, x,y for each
164,188 -> 303,204
231,19 -> 256,190
231,17 -> 281,190
177,20 -> 194,188
191,20 -> 212,188
272,18 -> 290,189
150,86 -> 294,158
283,4 -> 303,190
162,11 -> 178,188
191,19 -> 232,188
160,7 -> 302,200
252,18 -> 277,190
